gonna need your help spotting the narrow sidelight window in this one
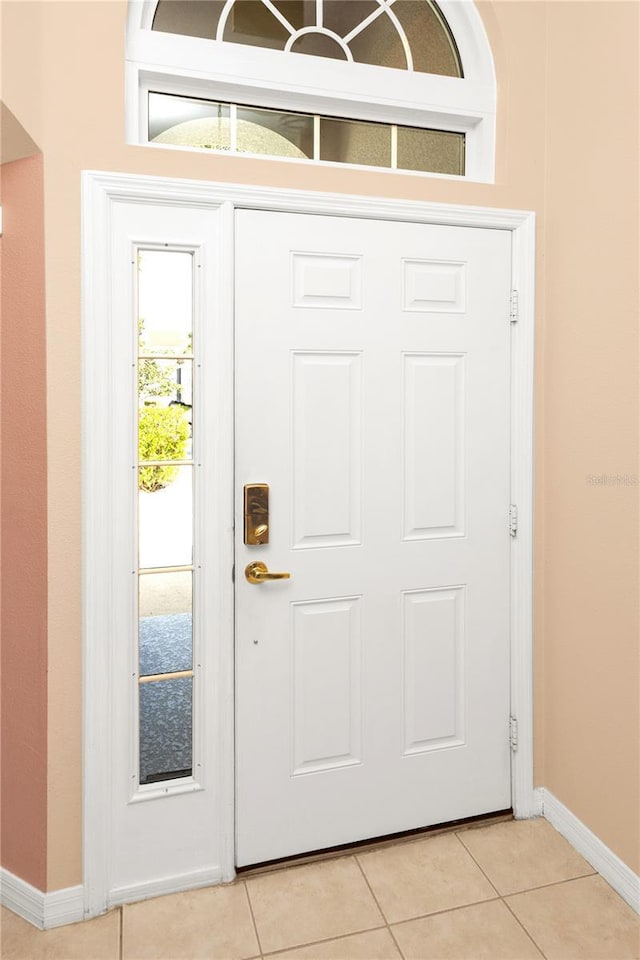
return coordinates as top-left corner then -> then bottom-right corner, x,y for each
136,249 -> 195,785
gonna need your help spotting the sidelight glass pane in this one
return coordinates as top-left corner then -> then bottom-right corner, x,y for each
397,126 -> 465,175
139,569 -> 192,617
138,248 -> 193,356
139,466 -> 193,569
138,356 -> 193,470
139,571 -> 192,674
139,359 -> 193,410
236,106 -> 314,159
139,677 -> 193,784
320,117 -> 391,168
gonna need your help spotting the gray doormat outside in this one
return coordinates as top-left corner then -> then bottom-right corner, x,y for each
139,613 -> 192,783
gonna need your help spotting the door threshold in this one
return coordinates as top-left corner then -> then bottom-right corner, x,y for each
236,808 -> 513,878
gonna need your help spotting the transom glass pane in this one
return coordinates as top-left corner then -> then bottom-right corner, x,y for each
323,1 -> 378,39
393,1 -> 462,77
149,93 -> 231,151
236,105 -> 314,158
152,0 -> 225,40
148,92 -> 465,176
289,32 -> 348,60
152,0 -> 463,77
349,10 -> 408,70
320,116 -> 390,167
397,126 -> 465,175
223,0 -> 290,48
272,1 -> 320,32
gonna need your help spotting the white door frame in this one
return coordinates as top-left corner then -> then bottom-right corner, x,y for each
82,170 -> 536,919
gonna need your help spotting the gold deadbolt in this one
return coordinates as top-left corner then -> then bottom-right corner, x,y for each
244,483 -> 269,545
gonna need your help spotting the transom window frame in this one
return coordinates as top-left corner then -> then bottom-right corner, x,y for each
126,1 -> 496,182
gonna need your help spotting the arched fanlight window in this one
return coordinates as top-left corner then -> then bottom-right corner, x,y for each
152,1 -> 463,78
126,0 -> 496,181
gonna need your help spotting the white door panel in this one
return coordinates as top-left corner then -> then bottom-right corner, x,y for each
235,210 -> 512,866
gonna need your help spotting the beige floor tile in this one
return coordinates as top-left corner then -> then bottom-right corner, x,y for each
507,874 -> 640,959
357,833 -> 497,924
392,899 -> 543,959
246,856 -> 384,954
0,905 -> 120,960
457,817 -> 595,895
122,882 -> 259,959
267,928 -> 401,959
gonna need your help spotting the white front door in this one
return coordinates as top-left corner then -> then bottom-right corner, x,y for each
235,210 -> 513,866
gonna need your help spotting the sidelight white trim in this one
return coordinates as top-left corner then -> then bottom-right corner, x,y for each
109,865 -> 224,907
83,170 -> 535,918
0,870 -> 84,930
538,788 -> 640,914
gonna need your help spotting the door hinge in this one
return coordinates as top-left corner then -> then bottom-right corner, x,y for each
509,504 -> 518,538
509,716 -> 519,752
510,289 -> 519,323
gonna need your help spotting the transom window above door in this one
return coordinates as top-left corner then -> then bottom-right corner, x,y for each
126,0 -> 496,181
152,1 -> 463,77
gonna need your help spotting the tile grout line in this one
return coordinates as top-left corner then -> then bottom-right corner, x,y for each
119,905 -> 124,960
352,853 -> 406,959
502,870 -> 598,896
454,829 -> 548,958
501,894 -> 549,959
386,895 -> 504,927
354,840 -> 550,952
452,832 -> 501,897
248,854 -> 389,957
455,828 -> 597,895
259,923 -> 390,958
262,854 -> 390,960
241,879 -> 265,959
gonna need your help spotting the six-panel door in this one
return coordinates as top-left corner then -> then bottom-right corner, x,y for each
235,210 -> 513,866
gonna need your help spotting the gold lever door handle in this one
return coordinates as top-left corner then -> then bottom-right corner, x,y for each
245,561 -> 291,584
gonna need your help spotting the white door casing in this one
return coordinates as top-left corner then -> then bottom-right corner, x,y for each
235,211 -> 512,865
83,171 -> 535,916
91,198 -> 234,905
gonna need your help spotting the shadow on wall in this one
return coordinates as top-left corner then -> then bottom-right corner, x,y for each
1,102 -> 41,163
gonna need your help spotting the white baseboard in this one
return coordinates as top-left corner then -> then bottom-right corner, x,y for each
4,792 -> 638,927
538,788 -> 640,914
108,865 -> 224,907
0,868 -> 84,930
533,785 -> 545,816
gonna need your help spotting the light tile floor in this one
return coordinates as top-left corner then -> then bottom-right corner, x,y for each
2,819 -> 639,960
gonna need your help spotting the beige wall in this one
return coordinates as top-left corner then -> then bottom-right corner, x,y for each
0,153 -> 48,890
0,0 -> 637,889
542,1 -> 639,872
